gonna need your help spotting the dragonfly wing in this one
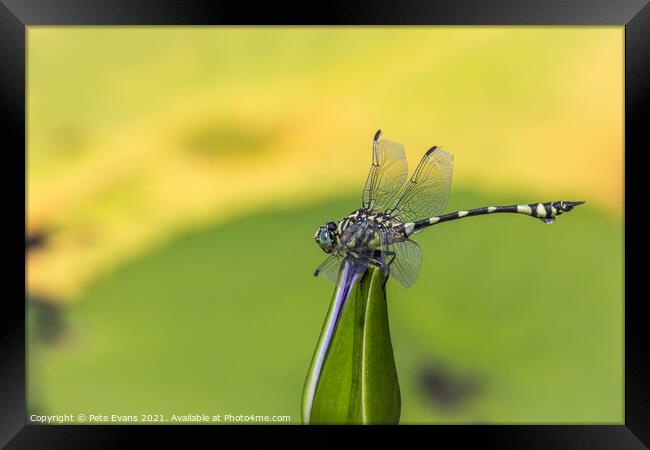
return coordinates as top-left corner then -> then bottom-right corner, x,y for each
314,254 -> 345,284
387,237 -> 421,288
362,131 -> 408,213
387,146 -> 453,222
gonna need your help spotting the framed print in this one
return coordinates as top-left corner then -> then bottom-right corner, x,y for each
2,0 -> 647,447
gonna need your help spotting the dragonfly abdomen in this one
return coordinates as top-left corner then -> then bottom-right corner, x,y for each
405,200 -> 585,235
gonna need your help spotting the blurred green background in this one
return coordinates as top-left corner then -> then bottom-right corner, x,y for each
27,27 -> 623,424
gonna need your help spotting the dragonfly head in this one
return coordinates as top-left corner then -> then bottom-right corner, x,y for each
314,221 -> 339,253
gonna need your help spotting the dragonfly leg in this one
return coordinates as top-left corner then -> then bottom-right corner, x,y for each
383,251 -> 397,267
370,251 -> 396,274
350,251 -> 391,274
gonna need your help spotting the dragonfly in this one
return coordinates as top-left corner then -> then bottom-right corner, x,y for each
313,130 -> 585,288
303,131 -> 584,423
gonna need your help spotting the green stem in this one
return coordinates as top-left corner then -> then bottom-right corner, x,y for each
302,265 -> 401,424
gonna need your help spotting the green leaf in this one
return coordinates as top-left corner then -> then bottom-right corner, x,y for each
301,265 -> 401,424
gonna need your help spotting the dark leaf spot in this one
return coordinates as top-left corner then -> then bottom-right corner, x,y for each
418,363 -> 483,411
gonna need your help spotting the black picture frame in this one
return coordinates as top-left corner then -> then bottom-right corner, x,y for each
2,0 -> 647,447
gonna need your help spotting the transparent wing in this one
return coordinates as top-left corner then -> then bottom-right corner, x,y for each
362,131 -> 408,213
314,254 -> 345,284
387,147 -> 453,222
387,237 -> 421,288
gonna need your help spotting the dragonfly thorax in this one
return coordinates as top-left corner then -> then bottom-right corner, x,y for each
338,208 -> 399,232
315,208 -> 405,256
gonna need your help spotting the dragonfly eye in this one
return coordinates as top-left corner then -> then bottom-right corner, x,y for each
315,224 -> 336,253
